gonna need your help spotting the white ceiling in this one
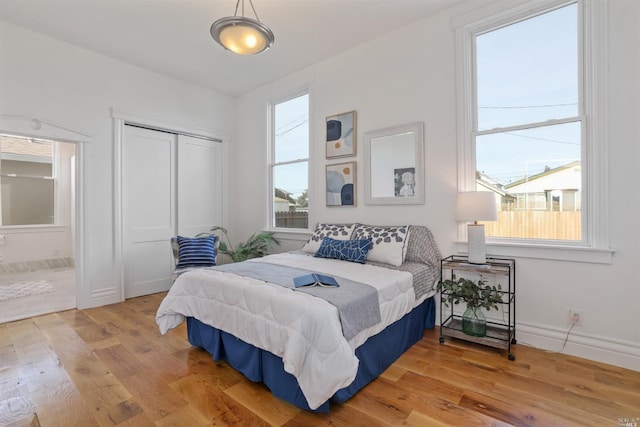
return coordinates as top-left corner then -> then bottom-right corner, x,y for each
0,0 -> 464,96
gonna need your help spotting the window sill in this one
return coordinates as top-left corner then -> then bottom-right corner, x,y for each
268,228 -> 312,242
456,240 -> 614,264
0,225 -> 67,233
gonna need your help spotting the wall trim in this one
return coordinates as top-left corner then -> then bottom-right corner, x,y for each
111,108 -> 230,142
89,287 -> 118,307
455,240 -> 614,264
0,257 -> 74,275
0,115 -> 91,143
517,322 -> 640,371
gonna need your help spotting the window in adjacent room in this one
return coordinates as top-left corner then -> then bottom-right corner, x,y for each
269,91 -> 309,230
456,0 -> 608,252
0,134 -> 55,226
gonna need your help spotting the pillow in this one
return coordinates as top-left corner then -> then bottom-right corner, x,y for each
314,237 -> 373,264
171,237 -> 180,263
404,225 -> 441,268
352,225 -> 410,266
176,235 -> 217,270
301,223 -> 356,253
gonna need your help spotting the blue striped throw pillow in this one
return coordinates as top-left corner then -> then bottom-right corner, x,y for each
176,235 -> 217,269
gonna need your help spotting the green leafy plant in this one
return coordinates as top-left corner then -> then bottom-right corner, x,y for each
437,274 -> 503,311
197,226 -> 280,263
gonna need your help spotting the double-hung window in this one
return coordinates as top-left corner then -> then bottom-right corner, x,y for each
269,91 -> 309,230
0,134 -> 55,226
455,0 -> 610,261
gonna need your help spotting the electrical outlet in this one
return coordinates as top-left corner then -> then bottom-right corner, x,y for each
568,308 -> 583,326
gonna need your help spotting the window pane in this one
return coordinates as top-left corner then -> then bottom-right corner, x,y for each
476,4 -> 578,130
1,135 -> 55,226
275,94 -> 309,163
477,122 -> 581,240
272,91 -> 309,230
273,162 -> 308,229
1,176 -> 54,225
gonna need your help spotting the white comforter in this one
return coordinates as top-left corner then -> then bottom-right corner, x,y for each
156,252 -> 427,410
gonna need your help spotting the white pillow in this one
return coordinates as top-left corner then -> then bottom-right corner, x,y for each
301,223 -> 356,253
352,224 -> 410,266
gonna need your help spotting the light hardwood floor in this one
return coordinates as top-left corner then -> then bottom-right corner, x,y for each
1,292 -> 638,426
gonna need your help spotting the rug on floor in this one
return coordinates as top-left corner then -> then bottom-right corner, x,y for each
0,280 -> 54,302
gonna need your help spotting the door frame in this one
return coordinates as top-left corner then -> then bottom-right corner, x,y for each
112,109 -> 229,302
0,115 -> 88,309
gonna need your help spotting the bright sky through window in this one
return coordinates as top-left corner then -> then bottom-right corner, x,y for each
273,94 -> 309,200
271,92 -> 309,229
471,2 -> 582,241
476,3 -> 579,186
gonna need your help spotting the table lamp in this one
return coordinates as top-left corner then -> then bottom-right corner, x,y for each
456,191 -> 498,264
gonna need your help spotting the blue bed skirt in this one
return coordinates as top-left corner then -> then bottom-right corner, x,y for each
187,296 -> 435,413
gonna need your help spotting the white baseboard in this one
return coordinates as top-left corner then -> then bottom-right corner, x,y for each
516,322 -> 640,372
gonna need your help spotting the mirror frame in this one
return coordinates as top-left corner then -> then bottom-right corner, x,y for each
364,121 -> 424,205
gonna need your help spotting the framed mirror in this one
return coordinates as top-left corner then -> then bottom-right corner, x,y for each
364,121 -> 424,205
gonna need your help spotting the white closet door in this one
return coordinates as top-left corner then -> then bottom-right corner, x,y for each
123,125 -> 176,298
177,134 -> 223,237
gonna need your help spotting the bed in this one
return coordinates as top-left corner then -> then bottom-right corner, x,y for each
156,224 -> 441,412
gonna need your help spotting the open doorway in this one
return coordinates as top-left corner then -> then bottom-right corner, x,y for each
0,134 -> 76,323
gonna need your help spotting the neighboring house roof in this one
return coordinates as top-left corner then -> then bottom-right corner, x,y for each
275,187 -> 292,197
274,196 -> 293,212
1,135 -> 53,158
505,161 -> 581,193
477,171 -> 511,198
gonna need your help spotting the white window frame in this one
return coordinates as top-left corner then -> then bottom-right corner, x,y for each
454,0 -> 612,263
267,88 -> 311,233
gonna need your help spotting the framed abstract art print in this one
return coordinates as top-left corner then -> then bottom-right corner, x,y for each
326,162 -> 356,207
326,110 -> 356,158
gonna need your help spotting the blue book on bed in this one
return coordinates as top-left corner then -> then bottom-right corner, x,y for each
293,273 -> 339,288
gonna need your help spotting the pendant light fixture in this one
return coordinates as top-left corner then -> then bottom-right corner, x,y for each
210,0 -> 274,55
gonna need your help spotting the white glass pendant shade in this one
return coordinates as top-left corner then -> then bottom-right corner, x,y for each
211,16 -> 274,55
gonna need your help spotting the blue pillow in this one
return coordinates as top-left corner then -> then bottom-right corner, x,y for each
176,235 -> 216,269
314,237 -> 373,264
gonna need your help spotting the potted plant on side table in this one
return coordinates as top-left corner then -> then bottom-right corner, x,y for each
437,274 -> 503,337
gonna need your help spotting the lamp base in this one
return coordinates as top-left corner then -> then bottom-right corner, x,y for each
467,224 -> 487,264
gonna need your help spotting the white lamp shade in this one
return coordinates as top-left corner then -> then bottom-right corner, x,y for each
456,191 -> 498,222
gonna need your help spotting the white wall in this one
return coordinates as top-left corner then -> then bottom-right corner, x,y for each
235,0 -> 640,369
0,20 -> 234,307
0,227 -> 70,264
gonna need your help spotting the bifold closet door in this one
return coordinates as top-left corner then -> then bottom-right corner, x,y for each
123,125 -> 176,299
